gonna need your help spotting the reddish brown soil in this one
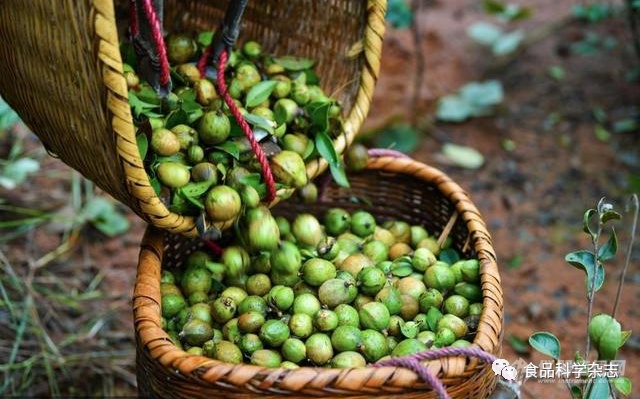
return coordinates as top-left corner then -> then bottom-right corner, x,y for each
1,0 -> 639,397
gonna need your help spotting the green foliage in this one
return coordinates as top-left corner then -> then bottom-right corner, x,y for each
570,32 -> 617,55
385,0 -> 413,29
467,22 -> 524,56
371,123 -> 419,153
529,332 -> 561,359
572,3 -> 614,23
0,96 -> 21,131
78,197 -> 130,237
483,0 -> 532,21
529,198 -> 635,398
436,80 -> 503,122
440,143 -> 484,169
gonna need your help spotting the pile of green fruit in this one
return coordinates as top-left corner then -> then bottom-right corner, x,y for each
160,204 -> 484,369
122,31 -> 348,223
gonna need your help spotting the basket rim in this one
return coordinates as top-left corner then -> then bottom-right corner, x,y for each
133,156 -> 504,395
103,0 -> 388,237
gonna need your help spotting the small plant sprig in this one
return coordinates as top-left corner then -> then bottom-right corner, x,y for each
528,196 -> 636,399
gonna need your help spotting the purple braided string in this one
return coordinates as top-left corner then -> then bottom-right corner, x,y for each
368,148 -> 411,159
373,347 -> 498,399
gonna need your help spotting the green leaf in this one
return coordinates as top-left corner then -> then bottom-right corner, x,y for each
136,133 -> 148,160
600,210 -> 621,224
315,131 -> 350,188
165,109 -> 189,130
436,95 -> 473,122
386,0 -> 414,29
198,30 -> 214,47
426,307 -> 443,331
620,330 -> 632,346
439,248 -> 460,264
569,385 -> 582,398
492,30 -> 523,55
119,42 -> 137,68
583,208 -> 597,239
179,180 -> 215,200
273,56 -> 315,71
245,80 -> 278,108
548,65 -> 566,81
441,143 -> 485,169
391,264 -> 413,277
467,22 -> 503,46
594,124 -> 611,142
238,173 -> 267,198
128,90 -> 162,118
610,376 -> 632,396
460,80 -> 504,108
0,158 -> 40,189
306,101 -> 332,135
585,376 -> 610,399
566,250 -> 596,276
529,331 -> 561,359
315,130 -> 339,166
506,334 -> 530,354
81,197 -> 130,237
372,123 -> 419,153
597,228 -> 617,261
213,141 -> 241,161
150,177 -> 161,195
244,113 -> 275,135
400,321 -> 420,339
329,163 -> 350,188
612,118 -> 638,133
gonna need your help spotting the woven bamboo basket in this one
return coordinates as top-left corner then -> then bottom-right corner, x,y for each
133,155 -> 504,398
0,0 -> 386,237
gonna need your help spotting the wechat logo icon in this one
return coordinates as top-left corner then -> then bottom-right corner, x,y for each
492,358 -> 518,381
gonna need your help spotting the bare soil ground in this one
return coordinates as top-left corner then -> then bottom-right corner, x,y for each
1,0 -> 639,397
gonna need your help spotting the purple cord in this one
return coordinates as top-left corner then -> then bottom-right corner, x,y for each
373,347 -> 498,399
367,148 -> 411,159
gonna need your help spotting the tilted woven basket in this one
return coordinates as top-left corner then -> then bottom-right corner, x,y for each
133,156 -> 504,398
0,0 -> 386,237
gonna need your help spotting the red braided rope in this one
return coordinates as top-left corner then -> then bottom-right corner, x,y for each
197,31 -> 215,77
216,49 -> 277,202
129,0 -> 139,37
203,239 -> 224,256
140,0 -> 171,88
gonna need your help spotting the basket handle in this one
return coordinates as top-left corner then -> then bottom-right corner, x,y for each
128,0 -> 172,95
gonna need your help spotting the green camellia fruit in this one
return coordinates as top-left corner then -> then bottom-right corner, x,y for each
246,213 -> 280,253
301,258 -> 337,287
259,319 -> 290,347
151,128 -> 181,156
157,162 -> 190,188
166,33 -> 197,64
305,333 -> 333,365
358,329 -> 388,362
344,143 -> 369,172
205,185 -> 241,222
359,302 -> 391,332
213,340 -> 243,364
331,351 -> 367,368
292,213 -> 323,247
199,110 -> 231,145
270,150 -> 308,189
350,211 -> 376,237
391,338 -> 428,357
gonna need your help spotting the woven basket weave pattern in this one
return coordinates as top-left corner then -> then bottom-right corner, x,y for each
133,156 -> 503,398
0,0 -> 386,236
